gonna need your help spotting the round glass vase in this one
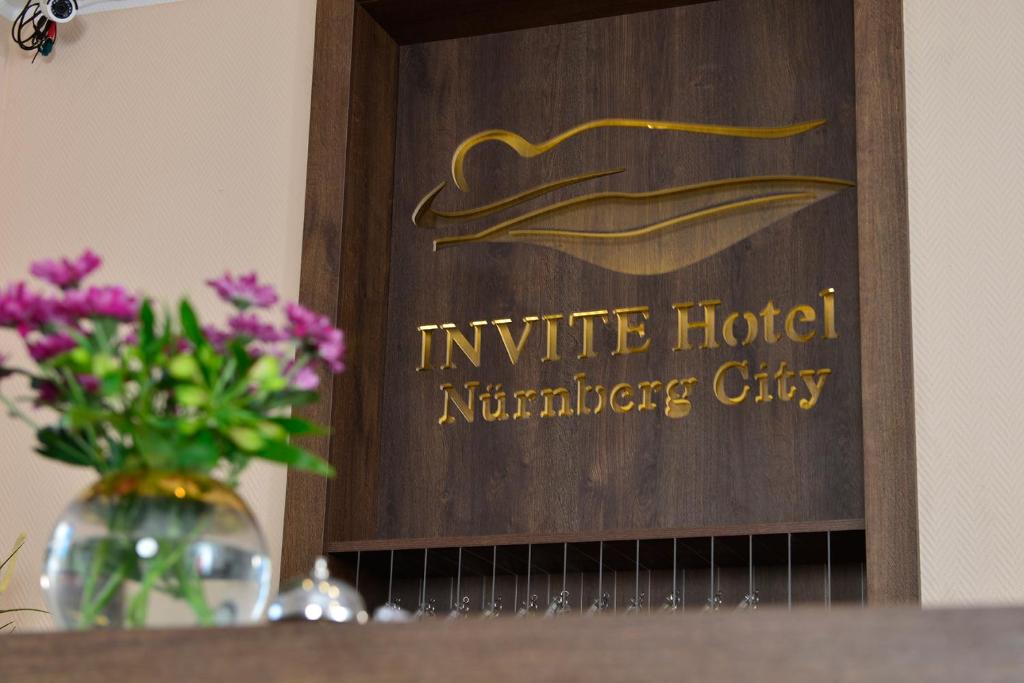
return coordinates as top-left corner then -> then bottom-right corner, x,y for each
41,471 -> 272,630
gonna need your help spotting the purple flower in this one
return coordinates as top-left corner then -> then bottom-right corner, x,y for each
287,362 -> 320,391
60,286 -> 139,322
202,325 -> 231,353
77,374 -> 100,393
206,272 -> 278,310
27,333 -> 77,362
285,303 -> 345,373
0,282 -> 57,334
30,250 -> 102,290
228,314 -> 284,343
35,380 -> 60,406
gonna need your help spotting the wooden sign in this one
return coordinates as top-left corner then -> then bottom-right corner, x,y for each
284,0 -> 918,605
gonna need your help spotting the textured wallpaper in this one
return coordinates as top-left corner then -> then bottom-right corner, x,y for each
0,0 -> 317,629
0,0 -> 1022,631
905,0 -> 1024,605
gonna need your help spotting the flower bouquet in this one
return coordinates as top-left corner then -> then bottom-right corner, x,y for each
0,251 -> 342,629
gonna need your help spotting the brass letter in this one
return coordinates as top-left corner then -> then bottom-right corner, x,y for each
754,363 -> 772,404
760,301 -> 782,343
441,321 -> 488,369
673,300 -> 721,351
722,312 -> 758,347
542,314 -> 563,363
713,361 -> 750,406
480,384 -> 510,422
569,310 -> 609,359
609,383 -> 635,413
637,380 -> 663,411
775,362 -> 797,401
574,373 -> 606,416
819,288 -> 838,340
439,381 -> 480,424
785,305 -> 817,343
798,369 -> 831,410
664,378 -> 698,419
612,306 -> 653,356
417,324 -> 438,371
540,387 -> 574,417
493,316 -> 539,365
513,390 -> 538,420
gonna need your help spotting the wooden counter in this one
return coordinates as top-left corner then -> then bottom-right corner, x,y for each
2,607 -> 1022,682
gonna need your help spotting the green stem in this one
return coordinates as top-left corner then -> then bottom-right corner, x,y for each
0,392 -> 41,431
177,555 -> 214,626
77,559 -> 129,629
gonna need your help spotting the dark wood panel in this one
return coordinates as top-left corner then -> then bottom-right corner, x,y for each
853,0 -> 921,605
374,0 -> 862,544
358,0 -> 714,44
327,518 -> 864,552
5,609 -> 1024,682
322,4 -> 401,545
281,0 -> 359,583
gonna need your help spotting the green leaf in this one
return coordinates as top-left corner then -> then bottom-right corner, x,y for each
140,299 -> 156,348
269,417 -> 327,436
176,430 -> 221,471
258,440 -> 334,477
174,385 -> 209,407
91,353 -> 119,377
226,426 -> 264,452
35,427 -> 95,468
258,390 -> 318,410
168,354 -> 201,381
179,299 -> 206,348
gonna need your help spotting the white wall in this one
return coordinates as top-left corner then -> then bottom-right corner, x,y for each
0,0 -> 317,628
905,0 -> 1024,605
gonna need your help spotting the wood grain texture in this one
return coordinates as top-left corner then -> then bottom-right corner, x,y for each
374,0 -> 863,544
853,0 -> 921,604
281,0 -> 358,584
358,0 -> 714,44
4,608 -> 1023,682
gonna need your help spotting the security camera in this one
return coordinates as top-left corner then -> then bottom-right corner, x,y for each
43,0 -> 78,23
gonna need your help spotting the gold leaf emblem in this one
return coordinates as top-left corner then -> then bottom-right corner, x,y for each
415,118 -> 853,275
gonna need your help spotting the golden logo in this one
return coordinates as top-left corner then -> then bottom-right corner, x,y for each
413,118 -> 854,275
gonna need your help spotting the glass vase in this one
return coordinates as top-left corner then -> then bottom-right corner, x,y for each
41,471 -> 272,630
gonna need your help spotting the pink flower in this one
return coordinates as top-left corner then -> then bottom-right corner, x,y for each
30,250 -> 102,290
228,314 -> 283,343
77,374 -> 100,393
285,303 -> 345,373
0,282 -> 57,334
27,333 -> 77,362
202,325 -> 231,353
60,286 -> 139,322
35,380 -> 60,406
286,361 -> 320,391
206,272 -> 278,310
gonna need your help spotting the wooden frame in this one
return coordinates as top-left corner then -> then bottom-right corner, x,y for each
282,0 -> 919,605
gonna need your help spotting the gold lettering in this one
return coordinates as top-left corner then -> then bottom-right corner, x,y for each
775,362 -> 797,401
492,316 -> 539,365
820,288 -> 838,339
754,363 -> 772,404
722,312 -> 758,347
673,300 -> 721,351
713,361 -> 750,405
798,369 -> 831,410
760,301 -> 782,343
785,305 -> 816,343
480,384 -> 510,422
439,381 -> 480,424
612,306 -> 652,356
540,387 -> 574,417
664,378 -> 698,419
569,310 -> 609,359
417,324 -> 438,371
513,390 -> 538,420
609,383 -> 635,413
637,380 -> 663,411
574,373 -> 606,416
441,321 -> 487,369
541,314 -> 563,362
